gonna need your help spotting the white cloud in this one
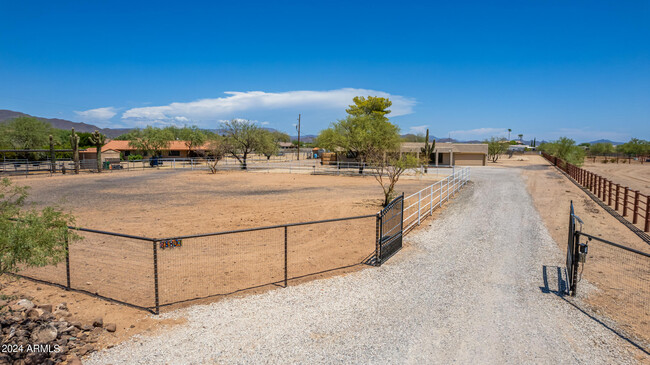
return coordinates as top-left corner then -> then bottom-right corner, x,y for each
448,127 -> 508,140
260,121 -> 270,126
408,125 -> 429,135
121,89 -> 416,124
74,107 -> 117,121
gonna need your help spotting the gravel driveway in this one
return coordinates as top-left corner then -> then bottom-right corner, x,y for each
88,167 -> 642,364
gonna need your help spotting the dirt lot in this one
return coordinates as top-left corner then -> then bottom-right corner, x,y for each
491,154 -> 649,346
582,159 -> 650,193
3,169 -> 442,350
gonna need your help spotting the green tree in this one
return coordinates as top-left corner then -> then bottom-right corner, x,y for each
589,142 -> 614,156
618,138 -> 650,163
127,127 -> 174,157
220,120 -> 274,169
0,117 -> 53,159
369,152 -> 419,206
178,126 -> 208,157
318,96 -> 400,173
486,137 -> 508,163
206,135 -> 227,174
538,137 -> 586,166
0,178 -> 78,274
345,96 -> 392,121
272,131 -> 291,143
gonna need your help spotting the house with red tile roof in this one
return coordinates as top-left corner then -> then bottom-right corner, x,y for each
80,140 -> 210,162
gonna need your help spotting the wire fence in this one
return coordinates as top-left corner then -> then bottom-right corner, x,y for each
12,167 -> 470,313
1,157 -> 462,179
566,202 -> 650,346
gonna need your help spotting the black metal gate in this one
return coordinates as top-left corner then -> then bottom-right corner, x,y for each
566,202 -> 580,295
376,194 -> 404,265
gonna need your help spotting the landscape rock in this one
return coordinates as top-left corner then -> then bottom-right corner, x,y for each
105,322 -> 117,332
78,343 -> 94,356
92,317 -> 103,327
67,355 -> 82,365
15,299 -> 34,311
53,309 -> 71,318
25,308 -> 44,319
31,324 -> 58,343
38,304 -> 53,313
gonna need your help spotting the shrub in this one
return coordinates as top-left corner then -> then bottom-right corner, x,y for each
128,154 -> 143,161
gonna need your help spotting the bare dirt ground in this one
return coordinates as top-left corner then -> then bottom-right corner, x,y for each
3,169 -> 441,352
491,154 -> 649,349
582,159 -> 650,193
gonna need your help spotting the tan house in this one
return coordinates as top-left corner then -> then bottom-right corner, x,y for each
400,142 -> 488,166
80,140 -> 210,161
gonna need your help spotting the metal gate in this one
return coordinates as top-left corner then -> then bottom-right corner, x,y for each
566,202 -> 581,295
376,194 -> 404,265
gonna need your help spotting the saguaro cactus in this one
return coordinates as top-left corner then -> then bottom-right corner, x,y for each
70,128 -> 80,174
420,129 -> 435,173
89,130 -> 106,172
49,135 -> 56,173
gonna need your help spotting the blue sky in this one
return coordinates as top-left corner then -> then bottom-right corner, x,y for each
1,1 -> 648,142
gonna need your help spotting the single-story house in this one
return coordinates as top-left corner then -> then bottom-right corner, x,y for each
400,142 -> 488,166
79,140 -> 211,161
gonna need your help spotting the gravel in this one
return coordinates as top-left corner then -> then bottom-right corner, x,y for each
88,167 -> 643,364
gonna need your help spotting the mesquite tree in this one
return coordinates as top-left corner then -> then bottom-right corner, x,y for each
89,130 -> 107,172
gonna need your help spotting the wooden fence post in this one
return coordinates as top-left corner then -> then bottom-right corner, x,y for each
633,191 -> 640,224
643,195 -> 650,232
623,187 -> 629,216
607,179 -> 612,206
615,184 -> 620,211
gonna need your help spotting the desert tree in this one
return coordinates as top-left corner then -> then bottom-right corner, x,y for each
258,130 -> 282,160
486,137 -> 508,163
127,126 -> 174,157
0,178 -> 79,274
507,128 -> 512,140
0,116 -> 53,159
317,96 -> 400,174
206,136 -> 228,174
518,134 -> 523,141
368,151 -> 419,206
178,126 -> 208,157
220,119 -> 275,169
88,130 -> 107,172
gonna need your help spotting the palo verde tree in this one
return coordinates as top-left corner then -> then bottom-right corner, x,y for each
0,178 -> 79,274
220,119 -> 276,169
128,126 -> 174,157
89,130 -> 107,172
318,96 -> 400,174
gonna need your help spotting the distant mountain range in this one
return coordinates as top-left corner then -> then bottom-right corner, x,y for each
0,110 -> 131,138
587,139 -> 625,146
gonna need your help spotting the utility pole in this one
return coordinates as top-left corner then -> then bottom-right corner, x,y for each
296,114 -> 301,161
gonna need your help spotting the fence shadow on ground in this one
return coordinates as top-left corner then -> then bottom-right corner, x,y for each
539,265 -> 649,355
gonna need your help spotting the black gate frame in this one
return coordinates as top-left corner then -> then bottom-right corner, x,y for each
566,201 -> 581,295
376,194 -> 404,265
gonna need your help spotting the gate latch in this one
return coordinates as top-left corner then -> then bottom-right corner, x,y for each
578,243 -> 588,263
